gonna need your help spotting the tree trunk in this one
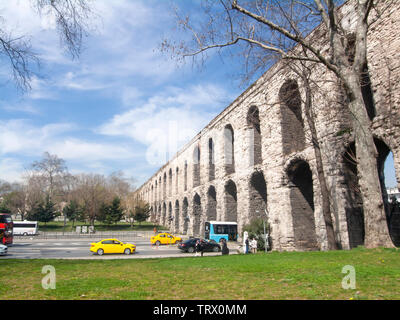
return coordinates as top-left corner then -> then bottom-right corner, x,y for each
346,73 -> 394,248
302,74 -> 339,250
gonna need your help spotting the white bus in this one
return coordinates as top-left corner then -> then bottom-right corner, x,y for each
13,221 -> 38,236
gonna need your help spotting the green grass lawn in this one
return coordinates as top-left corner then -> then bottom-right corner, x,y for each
1,247 -> 400,300
37,221 -> 164,232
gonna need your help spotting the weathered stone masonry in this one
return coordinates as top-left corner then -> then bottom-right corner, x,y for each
134,2 -> 400,251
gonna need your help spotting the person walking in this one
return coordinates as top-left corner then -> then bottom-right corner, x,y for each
250,238 -> 258,254
245,237 -> 250,254
195,239 -> 201,257
243,231 -> 249,254
199,239 -> 206,257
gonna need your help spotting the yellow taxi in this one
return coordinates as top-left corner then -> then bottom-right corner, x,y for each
90,239 -> 136,256
150,232 -> 182,245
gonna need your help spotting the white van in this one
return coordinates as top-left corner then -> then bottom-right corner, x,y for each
13,221 -> 38,236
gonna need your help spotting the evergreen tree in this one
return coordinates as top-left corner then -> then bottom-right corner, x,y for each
63,200 -> 81,227
28,196 -> 58,225
97,197 -> 124,225
107,197 -> 124,225
0,202 -> 11,214
134,203 -> 150,225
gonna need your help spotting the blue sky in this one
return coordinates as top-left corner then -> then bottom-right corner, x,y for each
0,0 -> 397,189
0,0 -> 243,186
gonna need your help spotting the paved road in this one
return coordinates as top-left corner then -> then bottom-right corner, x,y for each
0,238 -> 238,260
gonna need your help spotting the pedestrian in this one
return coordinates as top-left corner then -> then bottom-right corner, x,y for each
250,238 -> 257,254
243,231 -> 249,254
153,227 -> 157,234
200,239 -> 206,257
195,239 -> 201,257
221,238 -> 229,255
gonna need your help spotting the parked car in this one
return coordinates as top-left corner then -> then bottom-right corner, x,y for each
90,239 -> 136,256
0,243 -> 7,256
178,238 -> 221,253
150,232 -> 182,245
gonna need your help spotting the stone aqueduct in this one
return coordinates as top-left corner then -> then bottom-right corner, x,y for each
134,2 -> 400,251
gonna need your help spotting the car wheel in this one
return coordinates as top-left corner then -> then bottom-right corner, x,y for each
156,241 -> 161,246
188,247 -> 194,253
23,232 -> 28,236
213,246 -> 219,252
124,248 -> 131,255
97,249 -> 104,256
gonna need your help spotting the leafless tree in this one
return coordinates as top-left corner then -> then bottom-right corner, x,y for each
162,0 -> 396,248
31,152 -> 68,200
0,0 -> 93,91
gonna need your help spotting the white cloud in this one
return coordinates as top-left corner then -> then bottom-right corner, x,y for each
0,158 -> 25,183
2,103 -> 39,115
98,84 -> 232,165
48,139 -> 136,162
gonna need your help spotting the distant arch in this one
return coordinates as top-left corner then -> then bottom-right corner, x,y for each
193,145 -> 201,187
224,179 -> 237,222
224,124 -> 235,175
279,80 -> 305,155
247,106 -> 262,165
193,193 -> 202,236
208,138 -> 215,181
287,159 -> 319,250
249,171 -> 267,221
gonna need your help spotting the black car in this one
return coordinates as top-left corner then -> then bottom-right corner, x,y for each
178,238 -> 221,253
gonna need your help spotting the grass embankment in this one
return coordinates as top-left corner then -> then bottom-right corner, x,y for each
1,247 -> 400,300
38,221 -> 164,232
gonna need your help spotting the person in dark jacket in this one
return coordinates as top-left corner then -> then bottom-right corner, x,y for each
195,239 -> 201,256
221,238 -> 229,255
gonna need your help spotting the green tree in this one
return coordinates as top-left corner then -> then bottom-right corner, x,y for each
98,197 -> 124,225
28,196 -> 58,226
243,217 -> 270,251
63,200 -> 81,228
0,202 -> 11,214
134,203 -> 150,225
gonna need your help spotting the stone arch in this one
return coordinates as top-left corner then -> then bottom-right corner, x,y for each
287,159 -> 319,251
158,204 -> 162,225
249,170 -> 267,221
184,161 -> 188,191
162,202 -> 167,227
182,197 -> 189,235
206,185 -> 217,222
175,167 -> 179,194
193,193 -> 202,236
163,172 -> 167,199
343,138 -> 400,247
193,145 -> 201,187
224,179 -> 238,222
168,201 -> 173,229
168,168 -> 173,197
158,176 -> 162,200
208,138 -> 215,181
174,200 -> 180,233
279,79 -> 305,155
342,141 -> 365,248
247,105 -> 262,166
224,124 -> 235,175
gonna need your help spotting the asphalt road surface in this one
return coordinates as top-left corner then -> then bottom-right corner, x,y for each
0,238 -> 236,260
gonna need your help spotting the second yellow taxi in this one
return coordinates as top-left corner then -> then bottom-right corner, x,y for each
150,232 -> 182,245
